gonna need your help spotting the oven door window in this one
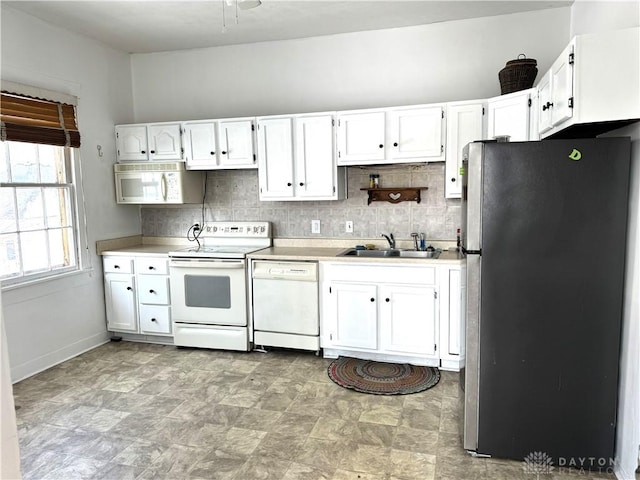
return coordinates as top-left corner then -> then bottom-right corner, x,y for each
185,274 -> 231,309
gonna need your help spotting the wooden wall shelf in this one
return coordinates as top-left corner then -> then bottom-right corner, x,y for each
360,187 -> 428,205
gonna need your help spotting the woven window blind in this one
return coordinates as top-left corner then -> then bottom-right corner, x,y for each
0,92 -> 81,148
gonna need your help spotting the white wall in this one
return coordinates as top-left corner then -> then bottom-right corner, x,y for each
130,8 -> 571,122
571,0 -> 640,36
1,5 -> 140,381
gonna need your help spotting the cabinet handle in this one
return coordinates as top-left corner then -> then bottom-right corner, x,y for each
370,298 -> 375,302
385,298 -> 390,302
150,150 -> 156,154
149,289 -> 155,294
148,266 -> 155,270
378,144 -> 384,149
126,286 -> 132,291
393,142 -> 398,147
451,177 -> 456,182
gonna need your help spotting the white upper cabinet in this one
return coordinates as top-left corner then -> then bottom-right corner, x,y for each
217,118 -> 256,168
183,118 -> 256,170
387,105 -> 445,161
550,42 -> 574,127
116,123 -> 183,162
257,113 -> 344,201
445,101 -> 485,199
537,70 -> 554,135
336,110 -> 386,164
486,88 -> 537,142
336,104 -> 445,166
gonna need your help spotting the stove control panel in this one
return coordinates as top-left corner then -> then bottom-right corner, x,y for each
200,222 -> 271,238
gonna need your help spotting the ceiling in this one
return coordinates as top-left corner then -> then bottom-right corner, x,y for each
4,0 -> 573,54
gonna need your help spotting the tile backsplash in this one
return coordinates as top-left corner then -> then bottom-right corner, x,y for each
141,163 -> 461,241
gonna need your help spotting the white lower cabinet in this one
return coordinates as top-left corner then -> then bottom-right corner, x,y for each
103,255 -> 172,336
321,263 -> 440,366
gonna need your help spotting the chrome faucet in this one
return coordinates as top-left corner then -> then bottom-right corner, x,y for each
381,233 -> 396,249
411,233 -> 419,251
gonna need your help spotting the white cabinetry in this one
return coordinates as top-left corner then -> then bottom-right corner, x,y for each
321,263 -> 439,366
183,118 -> 256,170
257,113 -> 345,201
486,88 -> 538,142
103,255 -> 172,336
336,104 -> 445,166
438,265 -> 466,370
538,27 -> 639,138
116,123 -> 183,162
445,101 -> 485,199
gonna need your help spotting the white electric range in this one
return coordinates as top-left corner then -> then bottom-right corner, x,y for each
168,221 -> 271,351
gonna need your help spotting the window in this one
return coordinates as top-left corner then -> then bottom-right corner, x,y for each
0,141 -> 80,285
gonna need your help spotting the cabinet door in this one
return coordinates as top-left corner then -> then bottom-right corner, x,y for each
445,102 -> 484,199
336,111 -> 386,164
148,123 -> 183,161
257,117 -> 295,199
537,70 -> 554,135
486,90 -> 532,141
550,42 -> 575,127
115,125 -> 148,162
218,119 -> 256,168
379,284 -> 437,356
294,114 -> 336,199
388,106 -> 444,161
326,282 -> 377,350
183,121 -> 219,169
104,273 -> 138,332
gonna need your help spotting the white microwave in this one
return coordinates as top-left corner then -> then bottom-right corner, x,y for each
114,162 -> 204,204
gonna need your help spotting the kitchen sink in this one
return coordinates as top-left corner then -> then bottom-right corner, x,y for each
338,248 -> 441,259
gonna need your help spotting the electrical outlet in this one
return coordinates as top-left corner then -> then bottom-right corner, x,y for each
345,221 -> 353,233
311,220 -> 321,234
192,219 -> 201,230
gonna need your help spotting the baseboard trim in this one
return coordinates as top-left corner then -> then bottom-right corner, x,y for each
11,332 -> 110,383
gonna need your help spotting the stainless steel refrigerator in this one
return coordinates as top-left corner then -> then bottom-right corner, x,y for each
461,138 -> 631,465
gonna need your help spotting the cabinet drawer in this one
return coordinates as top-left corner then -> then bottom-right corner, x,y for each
137,276 -> 170,304
103,257 -> 134,274
139,305 -> 171,334
134,257 -> 168,275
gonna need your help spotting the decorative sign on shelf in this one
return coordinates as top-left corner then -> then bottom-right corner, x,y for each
360,187 -> 428,205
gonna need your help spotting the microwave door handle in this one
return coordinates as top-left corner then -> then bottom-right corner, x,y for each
161,174 -> 168,201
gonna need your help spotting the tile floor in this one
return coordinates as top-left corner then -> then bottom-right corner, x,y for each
14,341 -> 618,480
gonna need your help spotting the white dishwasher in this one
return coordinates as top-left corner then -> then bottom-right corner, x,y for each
252,260 -> 319,352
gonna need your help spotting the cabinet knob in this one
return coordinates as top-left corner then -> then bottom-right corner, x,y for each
451,177 -> 456,182
385,298 -> 390,302
378,144 -> 384,149
150,150 -> 156,154
221,151 -> 227,155
149,289 -> 155,294
151,318 -> 157,322
370,298 -> 375,302
299,182 -> 304,186
126,286 -> 132,291
393,142 -> 398,147
114,265 -> 120,269
141,150 -> 146,154
287,182 -> 292,187
542,102 -> 554,111
210,151 -> 215,155
148,266 -> 155,270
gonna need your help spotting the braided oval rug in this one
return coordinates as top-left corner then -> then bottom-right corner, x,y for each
327,356 -> 440,395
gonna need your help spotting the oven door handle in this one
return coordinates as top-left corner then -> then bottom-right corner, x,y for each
169,259 -> 245,269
